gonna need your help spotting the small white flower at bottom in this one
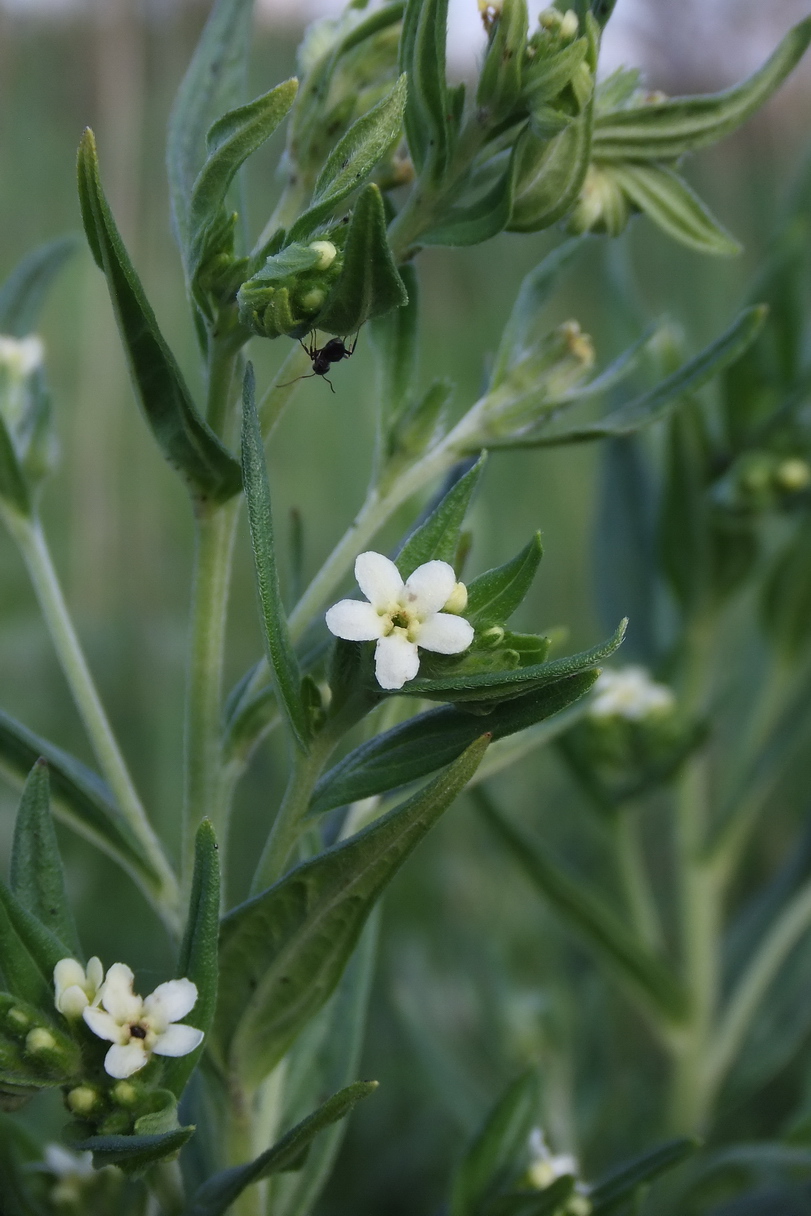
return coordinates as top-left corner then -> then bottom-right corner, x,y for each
54,957 -> 104,1018
325,551 -> 474,690
82,962 -> 203,1079
0,334 -> 44,379
527,1129 -> 591,1214
589,666 -> 674,722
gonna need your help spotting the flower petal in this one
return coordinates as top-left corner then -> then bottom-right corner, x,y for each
83,1006 -> 126,1044
100,963 -> 142,1023
86,957 -> 104,993
325,599 -> 386,642
104,1042 -> 149,1079
54,958 -> 86,996
152,1023 -> 205,1058
143,978 -> 198,1029
57,985 -> 90,1018
403,561 -> 457,617
355,552 -> 403,608
374,633 -> 420,690
416,612 -> 474,655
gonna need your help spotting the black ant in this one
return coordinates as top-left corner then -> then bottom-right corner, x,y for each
281,331 -> 359,394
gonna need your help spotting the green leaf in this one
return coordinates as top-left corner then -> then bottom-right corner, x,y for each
403,620 -> 626,704
530,306 -> 766,446
396,455 -> 486,578
760,517 -> 811,661
420,150 -> 517,247
0,236 -> 78,337
215,737 -> 488,1086
508,106 -> 593,233
10,760 -> 80,956
0,877 -> 73,1007
289,75 -> 408,242
167,0 -> 254,252
77,129 -> 243,504
451,1070 -> 540,1216
593,19 -> 811,160
611,163 -> 741,256
0,708 -> 166,904
465,535 -> 543,625
488,1178 -> 576,1216
310,671 -> 596,815
188,79 -> 299,273
241,364 -> 310,749
659,399 -> 712,617
477,793 -> 690,1025
70,1127 -> 195,1178
163,821 -> 221,1098
0,414 -> 30,516
476,0 -> 528,121
589,1138 -> 698,1213
314,184 -> 408,335
372,261 -> 419,420
185,1081 -> 377,1216
491,239 -> 586,388
399,0 -> 451,180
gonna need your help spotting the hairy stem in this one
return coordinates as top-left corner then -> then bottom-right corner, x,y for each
6,508 -> 180,924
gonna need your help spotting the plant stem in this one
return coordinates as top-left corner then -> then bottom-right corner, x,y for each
612,808 -> 662,952
183,498 -> 240,886
258,342 -> 311,438
5,507 -> 180,924
206,337 -> 239,439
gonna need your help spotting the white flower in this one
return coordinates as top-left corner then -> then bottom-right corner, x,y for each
589,666 -> 675,722
42,1144 -> 95,1205
527,1128 -> 579,1189
54,957 -> 104,1018
82,962 -> 204,1079
0,334 -> 44,379
325,552 -> 475,690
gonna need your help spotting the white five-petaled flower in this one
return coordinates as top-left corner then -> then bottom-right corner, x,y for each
527,1129 -> 591,1213
53,957 -> 104,1019
589,665 -> 675,722
0,334 -> 44,379
81,962 -> 204,1079
325,552 -> 475,690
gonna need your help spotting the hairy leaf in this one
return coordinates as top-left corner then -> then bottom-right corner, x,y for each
396,455 -> 486,577
466,534 -> 543,624
612,163 -> 741,256
589,1138 -> 698,1212
451,1070 -> 540,1216
70,1127 -> 195,1178
10,761 -> 79,956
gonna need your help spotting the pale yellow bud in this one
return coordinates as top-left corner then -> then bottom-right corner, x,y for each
480,626 -> 505,648
443,582 -> 468,614
308,240 -> 337,270
112,1080 -> 139,1106
26,1028 -> 56,1053
776,457 -> 811,492
539,7 -> 562,29
67,1086 -> 99,1115
559,9 -> 579,38
301,288 -> 326,311
7,1007 -> 29,1030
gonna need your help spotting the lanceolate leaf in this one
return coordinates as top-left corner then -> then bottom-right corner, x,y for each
478,793 -> 690,1024
310,671 -> 596,815
508,106 -> 593,233
289,75 -> 408,242
396,455 -> 486,577
371,261 -> 419,420
215,737 -> 489,1086
530,306 -> 766,446
0,878 -> 73,1002
167,0 -> 255,251
451,1070 -> 540,1216
0,415 -> 30,516
420,149 -> 517,247
241,364 -> 310,750
403,620 -> 626,703
611,163 -> 741,256
185,1082 -> 378,1216
10,761 -> 80,956
465,534 -> 543,624
0,236 -> 79,337
71,1127 -> 195,1178
77,129 -> 243,505
0,708 -> 166,904
314,185 -> 408,335
588,1138 -> 698,1213
399,0 -> 451,180
163,821 -> 221,1098
593,19 -> 811,160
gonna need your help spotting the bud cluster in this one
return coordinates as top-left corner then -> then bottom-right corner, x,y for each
238,238 -> 343,339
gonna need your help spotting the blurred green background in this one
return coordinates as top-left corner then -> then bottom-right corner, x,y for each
1,4 -> 811,1211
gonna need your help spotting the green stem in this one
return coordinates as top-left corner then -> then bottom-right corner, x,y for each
707,875 -> 811,1098
612,808 -> 662,952
183,499 -> 240,885
5,508 -> 180,925
253,177 -> 310,259
206,337 -> 239,439
258,342 -> 311,439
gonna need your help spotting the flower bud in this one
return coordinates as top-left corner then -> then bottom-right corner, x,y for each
568,166 -> 630,238
25,1028 -> 56,1053
559,10 -> 579,39
112,1080 -> 139,1106
443,582 -> 469,614
775,457 -> 811,493
309,240 -> 337,270
480,626 -> 505,648
539,8 -> 562,30
237,240 -> 344,340
67,1085 -> 100,1116
7,1007 -> 30,1032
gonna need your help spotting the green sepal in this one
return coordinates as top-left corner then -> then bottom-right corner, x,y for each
11,760 -> 80,956
476,0 -> 528,122
478,793 -> 690,1025
465,534 -> 543,625
395,455 -> 486,577
167,0 -> 255,252
401,619 -> 626,704
760,518 -> 811,661
0,235 -> 79,337
311,671 -> 595,815
419,148 -> 517,247
524,306 -> 766,446
214,737 -> 489,1086
162,821 -> 221,1098
289,75 -> 408,243
313,184 -> 408,335
451,1070 -> 540,1216
242,364 -> 310,750
592,19 -> 811,160
508,104 -> 593,233
68,1126 -> 195,1178
588,1137 -> 699,1213
0,993 -> 82,1094
0,414 -> 30,516
77,129 -> 243,505
0,708 -> 168,906
387,377 -> 451,465
185,1081 -> 378,1216
188,79 -> 299,288
399,0 -> 451,181
610,162 -> 741,256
